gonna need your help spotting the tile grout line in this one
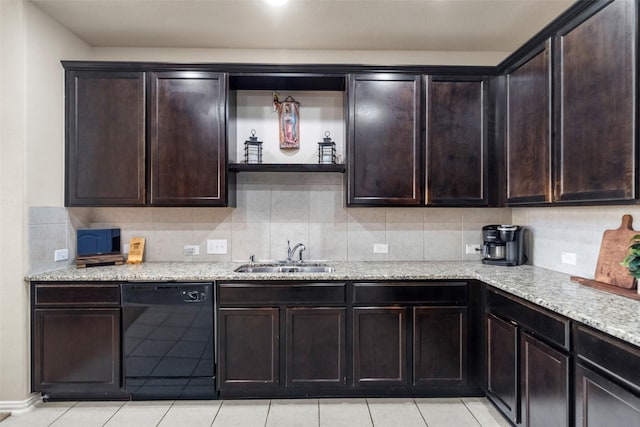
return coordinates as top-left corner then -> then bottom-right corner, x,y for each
413,398 -> 431,427
155,400 -> 175,427
47,401 -> 77,427
365,398 -> 375,427
263,400 -> 272,427
101,401 -> 127,427
210,400 -> 224,427
460,398 -> 483,427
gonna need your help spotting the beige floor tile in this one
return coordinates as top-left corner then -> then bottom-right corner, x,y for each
461,398 -> 511,427
266,399 -> 319,427
158,400 -> 222,427
415,398 -> 480,427
367,398 -> 426,427
212,400 -> 270,427
319,398 -> 372,427
103,401 -> 172,427
0,402 -> 75,427
50,401 -> 125,427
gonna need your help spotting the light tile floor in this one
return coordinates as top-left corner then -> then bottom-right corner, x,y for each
0,397 -> 510,427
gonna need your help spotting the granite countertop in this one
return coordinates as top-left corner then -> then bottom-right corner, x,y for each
27,261 -> 640,348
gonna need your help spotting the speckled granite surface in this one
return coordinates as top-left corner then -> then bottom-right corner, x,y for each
27,261 -> 640,348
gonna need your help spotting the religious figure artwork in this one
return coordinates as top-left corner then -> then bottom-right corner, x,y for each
273,93 -> 300,149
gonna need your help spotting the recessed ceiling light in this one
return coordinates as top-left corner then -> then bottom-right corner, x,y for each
265,0 -> 288,5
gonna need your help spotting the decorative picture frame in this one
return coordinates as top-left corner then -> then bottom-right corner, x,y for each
273,93 -> 300,149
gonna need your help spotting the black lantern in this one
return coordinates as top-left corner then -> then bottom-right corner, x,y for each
318,131 -> 336,164
244,129 -> 263,164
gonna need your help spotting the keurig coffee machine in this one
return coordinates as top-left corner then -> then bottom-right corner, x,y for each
482,224 -> 526,266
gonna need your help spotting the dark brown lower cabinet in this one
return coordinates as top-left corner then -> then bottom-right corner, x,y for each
31,282 -> 123,399
486,288 -> 570,427
520,332 -> 569,427
575,364 -> 640,427
486,313 -> 518,423
218,308 -> 280,391
413,306 -> 467,386
574,324 -> 640,426
286,307 -> 346,387
217,282 -> 347,397
353,307 -> 407,386
32,308 -> 121,397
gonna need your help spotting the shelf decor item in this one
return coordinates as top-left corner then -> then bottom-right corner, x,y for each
273,93 -> 300,149
244,129 -> 263,164
318,131 -> 336,164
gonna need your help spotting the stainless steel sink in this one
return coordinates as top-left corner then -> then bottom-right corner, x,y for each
234,264 -> 334,273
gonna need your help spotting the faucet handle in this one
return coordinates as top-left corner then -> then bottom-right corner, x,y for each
249,254 -> 255,265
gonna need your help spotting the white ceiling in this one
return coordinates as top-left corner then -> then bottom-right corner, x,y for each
32,0 -> 575,54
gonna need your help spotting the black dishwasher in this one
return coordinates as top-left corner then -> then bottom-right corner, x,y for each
121,283 -> 216,399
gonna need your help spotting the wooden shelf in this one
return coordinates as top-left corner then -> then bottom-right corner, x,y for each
228,163 -> 346,173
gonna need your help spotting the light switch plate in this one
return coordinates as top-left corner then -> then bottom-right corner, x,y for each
373,243 -> 389,254
207,239 -> 228,254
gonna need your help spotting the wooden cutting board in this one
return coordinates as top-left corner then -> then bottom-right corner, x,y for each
594,214 -> 637,289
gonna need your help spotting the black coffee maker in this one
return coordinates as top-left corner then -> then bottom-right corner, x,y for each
482,225 -> 526,266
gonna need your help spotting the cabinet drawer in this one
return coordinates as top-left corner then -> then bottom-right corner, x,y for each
575,324 -> 640,392
487,288 -> 570,350
353,282 -> 467,305
218,282 -> 346,305
34,283 -> 120,307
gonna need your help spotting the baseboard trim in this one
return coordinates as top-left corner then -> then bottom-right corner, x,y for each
0,393 -> 42,415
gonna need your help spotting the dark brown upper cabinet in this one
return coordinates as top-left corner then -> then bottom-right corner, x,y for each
505,41 -> 552,205
148,71 -> 228,206
65,70 -> 146,206
554,0 -> 636,203
347,74 -> 423,206
426,76 -> 488,206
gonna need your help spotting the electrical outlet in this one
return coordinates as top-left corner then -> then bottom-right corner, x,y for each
561,251 -> 576,265
183,245 -> 200,256
373,243 -> 389,254
466,244 -> 481,255
54,248 -> 68,262
207,239 -> 228,255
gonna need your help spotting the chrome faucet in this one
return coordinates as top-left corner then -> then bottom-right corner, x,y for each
286,241 -> 306,263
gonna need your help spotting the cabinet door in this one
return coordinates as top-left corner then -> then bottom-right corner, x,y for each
427,76 -> 488,206
32,308 -> 121,396
487,313 -> 519,424
506,42 -> 552,205
149,71 -> 227,206
65,70 -> 145,206
575,364 -> 640,427
353,307 -> 406,386
218,308 -> 279,392
348,74 -> 422,206
413,306 -> 466,386
555,0 -> 635,202
521,333 -> 569,427
286,308 -> 346,387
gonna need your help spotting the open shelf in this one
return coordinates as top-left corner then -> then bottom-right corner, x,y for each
228,163 -> 346,173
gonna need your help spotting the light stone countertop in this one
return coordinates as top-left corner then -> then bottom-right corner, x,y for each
26,261 -> 640,348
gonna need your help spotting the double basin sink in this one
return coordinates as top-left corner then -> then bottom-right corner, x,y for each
235,262 -> 334,273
